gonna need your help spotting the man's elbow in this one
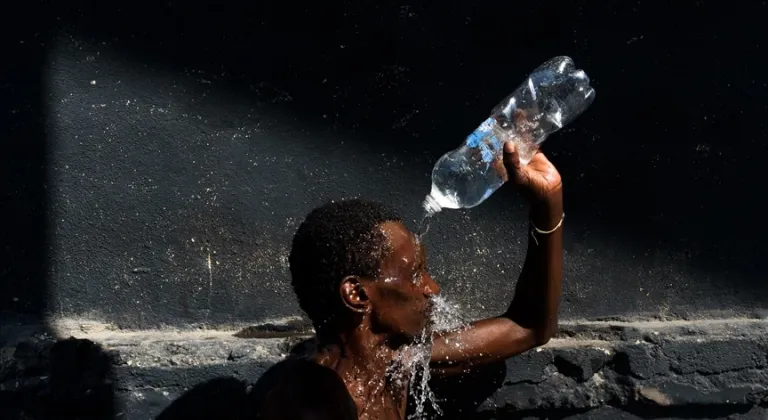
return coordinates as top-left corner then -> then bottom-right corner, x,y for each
526,332 -> 548,348
530,323 -> 558,347
506,310 -> 558,348
532,332 -> 552,347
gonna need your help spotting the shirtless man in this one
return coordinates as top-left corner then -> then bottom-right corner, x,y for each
251,142 -> 563,419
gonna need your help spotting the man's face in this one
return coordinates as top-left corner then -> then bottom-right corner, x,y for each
365,221 -> 441,341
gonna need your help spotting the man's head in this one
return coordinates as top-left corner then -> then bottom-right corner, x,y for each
289,199 -> 440,343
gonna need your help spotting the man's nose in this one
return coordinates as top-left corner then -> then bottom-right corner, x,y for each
423,273 -> 440,296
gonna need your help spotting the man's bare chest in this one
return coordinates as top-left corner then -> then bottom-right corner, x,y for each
354,384 -> 408,420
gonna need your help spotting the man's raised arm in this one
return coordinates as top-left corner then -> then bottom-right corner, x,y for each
430,141 -> 564,376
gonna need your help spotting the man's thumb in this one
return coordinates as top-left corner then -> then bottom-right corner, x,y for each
503,141 -> 531,186
503,141 -> 521,171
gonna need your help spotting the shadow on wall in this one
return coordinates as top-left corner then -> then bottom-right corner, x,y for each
0,336 -> 117,419
155,377 -> 252,420
1,5 -> 51,333
1,3 -> 119,419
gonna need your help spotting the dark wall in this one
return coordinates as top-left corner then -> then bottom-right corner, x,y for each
3,1 -> 767,329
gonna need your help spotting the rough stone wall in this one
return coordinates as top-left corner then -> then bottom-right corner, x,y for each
3,319 -> 767,419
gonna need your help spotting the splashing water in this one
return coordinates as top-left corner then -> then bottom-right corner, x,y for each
416,211 -> 432,243
407,329 -> 440,420
430,295 -> 471,334
388,328 -> 440,420
406,206 -> 472,418
387,296 -> 470,419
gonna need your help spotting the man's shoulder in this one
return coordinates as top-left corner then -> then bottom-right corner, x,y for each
247,358 -> 358,419
251,358 -> 340,392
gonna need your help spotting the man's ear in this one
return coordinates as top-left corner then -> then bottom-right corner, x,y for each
340,276 -> 370,313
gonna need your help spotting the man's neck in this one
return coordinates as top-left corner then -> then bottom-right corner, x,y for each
314,326 -> 404,410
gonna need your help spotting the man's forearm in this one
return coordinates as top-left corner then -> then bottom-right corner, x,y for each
429,191 -> 564,373
505,191 -> 564,344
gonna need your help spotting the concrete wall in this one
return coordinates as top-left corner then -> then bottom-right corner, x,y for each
3,1 -> 768,418
5,0 -> 768,330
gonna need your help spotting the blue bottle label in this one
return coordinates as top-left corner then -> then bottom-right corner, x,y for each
466,117 -> 501,163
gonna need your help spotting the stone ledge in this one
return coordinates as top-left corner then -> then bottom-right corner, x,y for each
2,319 -> 768,419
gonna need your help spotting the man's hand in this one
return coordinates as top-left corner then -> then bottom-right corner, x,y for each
502,141 -> 562,205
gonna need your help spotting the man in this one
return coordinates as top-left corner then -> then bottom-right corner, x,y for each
251,142 -> 564,419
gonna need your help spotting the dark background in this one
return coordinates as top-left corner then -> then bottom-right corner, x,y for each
3,0 -> 767,330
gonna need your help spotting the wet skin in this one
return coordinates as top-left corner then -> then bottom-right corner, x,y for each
257,142 -> 564,419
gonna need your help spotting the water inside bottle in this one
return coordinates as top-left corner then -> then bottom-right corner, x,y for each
429,129 -> 508,210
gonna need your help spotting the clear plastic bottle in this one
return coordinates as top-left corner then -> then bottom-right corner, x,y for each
422,56 -> 595,215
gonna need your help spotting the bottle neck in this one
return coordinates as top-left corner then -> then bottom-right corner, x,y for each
422,193 -> 442,216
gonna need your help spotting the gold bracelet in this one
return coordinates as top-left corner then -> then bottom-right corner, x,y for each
530,213 -> 564,245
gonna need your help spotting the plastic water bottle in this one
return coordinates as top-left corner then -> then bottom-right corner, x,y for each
422,56 -> 595,215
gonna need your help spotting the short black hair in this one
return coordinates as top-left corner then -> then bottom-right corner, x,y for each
289,199 -> 402,335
